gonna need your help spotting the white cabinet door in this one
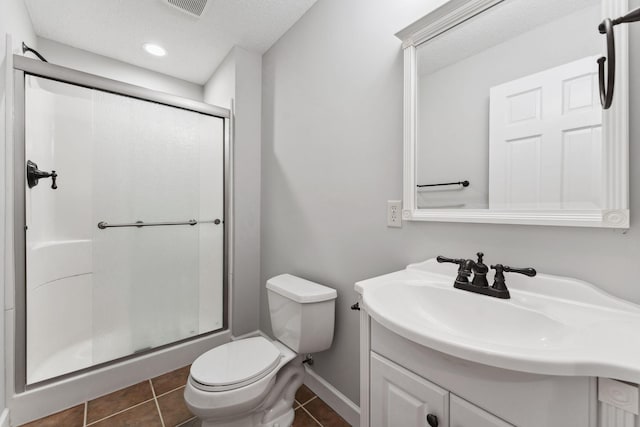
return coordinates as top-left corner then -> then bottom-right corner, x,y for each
450,395 -> 513,427
371,352 -> 449,427
489,56 -> 602,210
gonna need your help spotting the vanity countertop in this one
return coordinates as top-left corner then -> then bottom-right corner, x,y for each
356,258 -> 640,382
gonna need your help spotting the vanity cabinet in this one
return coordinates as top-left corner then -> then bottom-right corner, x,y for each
371,352 -> 512,427
371,353 -> 449,427
362,316 -> 600,427
364,318 -> 592,427
450,395 -> 512,427
361,315 -> 640,427
356,260 -> 640,427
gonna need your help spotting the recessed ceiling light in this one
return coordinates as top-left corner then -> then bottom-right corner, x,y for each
143,43 -> 167,57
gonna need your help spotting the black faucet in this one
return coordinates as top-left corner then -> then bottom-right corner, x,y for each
437,253 -> 536,299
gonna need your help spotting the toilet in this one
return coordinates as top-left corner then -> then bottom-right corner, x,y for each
184,274 -> 337,427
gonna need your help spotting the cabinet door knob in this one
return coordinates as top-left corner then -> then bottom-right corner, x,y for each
426,413 -> 438,427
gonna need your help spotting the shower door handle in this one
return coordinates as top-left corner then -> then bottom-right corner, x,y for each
26,160 -> 58,189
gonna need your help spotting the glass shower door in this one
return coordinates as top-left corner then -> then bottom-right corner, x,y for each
25,75 -> 225,384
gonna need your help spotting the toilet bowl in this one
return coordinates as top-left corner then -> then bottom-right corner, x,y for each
184,274 -> 337,427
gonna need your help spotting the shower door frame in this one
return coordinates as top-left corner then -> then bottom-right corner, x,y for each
12,55 -> 232,393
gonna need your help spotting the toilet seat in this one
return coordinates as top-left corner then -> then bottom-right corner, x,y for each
190,337 -> 282,392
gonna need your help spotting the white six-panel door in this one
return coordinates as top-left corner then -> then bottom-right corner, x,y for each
489,56 -> 602,210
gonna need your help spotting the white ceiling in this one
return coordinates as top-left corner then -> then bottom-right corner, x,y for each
24,0 -> 317,84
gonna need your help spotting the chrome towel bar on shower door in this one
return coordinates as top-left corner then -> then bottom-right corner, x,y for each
97,218 -> 222,229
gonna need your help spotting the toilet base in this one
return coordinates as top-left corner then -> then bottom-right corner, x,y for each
185,341 -> 304,427
201,408 -> 294,427
259,408 -> 294,427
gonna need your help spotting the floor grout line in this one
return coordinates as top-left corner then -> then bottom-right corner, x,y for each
150,379 -> 166,427
300,405 -> 323,427
155,383 -> 187,398
148,378 -> 157,396
299,395 -> 317,407
176,417 -> 197,427
85,397 -> 156,426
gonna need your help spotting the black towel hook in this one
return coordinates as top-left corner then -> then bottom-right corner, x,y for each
598,7 -> 640,109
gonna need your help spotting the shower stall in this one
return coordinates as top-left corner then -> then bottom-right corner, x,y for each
11,56 -> 230,390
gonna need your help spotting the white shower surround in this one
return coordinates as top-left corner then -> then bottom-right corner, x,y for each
3,54 -> 233,426
23,74 -> 225,384
27,240 -> 93,383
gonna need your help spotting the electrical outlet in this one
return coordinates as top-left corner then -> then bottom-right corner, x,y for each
387,200 -> 402,228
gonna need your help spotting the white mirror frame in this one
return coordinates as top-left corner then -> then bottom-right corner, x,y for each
398,0 -> 630,228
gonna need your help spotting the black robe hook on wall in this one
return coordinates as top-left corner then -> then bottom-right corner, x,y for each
598,7 -> 640,109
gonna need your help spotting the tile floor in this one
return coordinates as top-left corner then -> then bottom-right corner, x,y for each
291,385 -> 350,427
20,365 -> 350,427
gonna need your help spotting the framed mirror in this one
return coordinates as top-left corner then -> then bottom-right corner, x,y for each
397,0 -> 630,227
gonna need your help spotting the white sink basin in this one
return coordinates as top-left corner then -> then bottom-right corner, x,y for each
355,259 -> 640,382
378,282 -> 568,349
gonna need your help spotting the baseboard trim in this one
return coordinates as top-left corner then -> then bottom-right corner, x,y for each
233,332 -> 361,426
304,366 -> 360,427
0,408 -> 10,427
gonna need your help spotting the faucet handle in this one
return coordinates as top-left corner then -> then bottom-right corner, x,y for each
490,264 -> 536,293
436,256 -> 464,266
439,256 -> 476,286
503,265 -> 537,277
26,160 -> 58,190
437,255 -> 474,274
50,171 -> 58,189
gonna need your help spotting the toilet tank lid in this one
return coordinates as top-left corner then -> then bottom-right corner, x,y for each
266,274 -> 337,303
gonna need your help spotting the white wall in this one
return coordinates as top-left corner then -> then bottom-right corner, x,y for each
204,46 -> 262,336
260,0 -> 640,407
36,38 -> 203,101
0,0 -> 38,413
204,50 -> 235,109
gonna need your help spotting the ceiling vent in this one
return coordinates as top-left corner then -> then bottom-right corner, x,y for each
165,0 -> 208,17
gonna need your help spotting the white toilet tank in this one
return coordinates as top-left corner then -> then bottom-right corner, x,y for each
266,274 -> 337,354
